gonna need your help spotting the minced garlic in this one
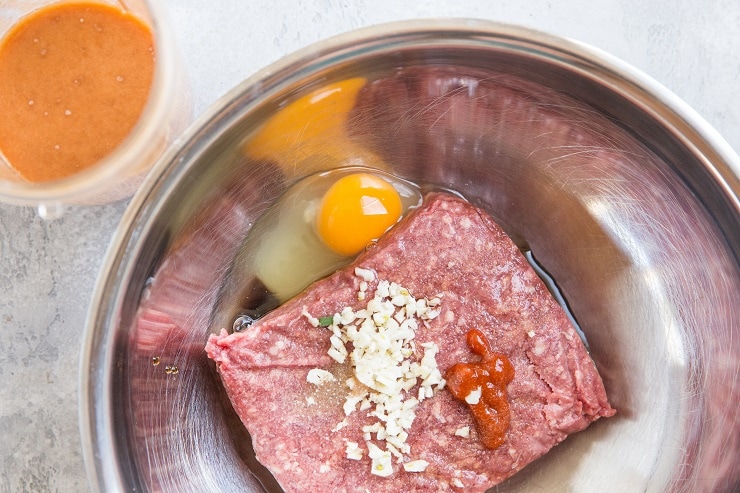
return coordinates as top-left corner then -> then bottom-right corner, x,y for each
345,441 -> 364,460
403,459 -> 429,472
367,442 -> 393,477
465,387 -> 482,405
306,368 -> 336,386
454,426 -> 470,438
304,266 -> 446,477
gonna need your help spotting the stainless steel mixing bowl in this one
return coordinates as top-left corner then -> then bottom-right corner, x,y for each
80,20 -> 739,492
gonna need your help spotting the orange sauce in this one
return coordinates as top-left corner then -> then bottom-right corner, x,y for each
446,329 -> 515,449
0,2 -> 155,183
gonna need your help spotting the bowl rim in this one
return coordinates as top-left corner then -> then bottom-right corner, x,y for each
78,18 -> 740,492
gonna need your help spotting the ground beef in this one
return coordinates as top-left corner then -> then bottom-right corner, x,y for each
206,192 -> 615,493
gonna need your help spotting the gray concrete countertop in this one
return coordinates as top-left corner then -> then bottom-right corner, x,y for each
1,0 -> 738,491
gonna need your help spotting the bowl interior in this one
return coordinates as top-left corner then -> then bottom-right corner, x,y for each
83,22 -> 740,493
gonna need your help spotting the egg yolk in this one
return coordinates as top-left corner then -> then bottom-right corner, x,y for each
243,77 -> 387,177
316,173 -> 403,256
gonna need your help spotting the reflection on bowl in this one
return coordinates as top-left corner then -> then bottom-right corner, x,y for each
80,20 -> 739,493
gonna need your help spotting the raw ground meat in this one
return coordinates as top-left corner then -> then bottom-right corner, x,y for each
206,192 -> 615,493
